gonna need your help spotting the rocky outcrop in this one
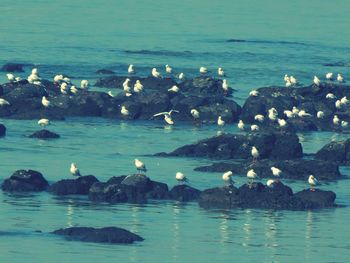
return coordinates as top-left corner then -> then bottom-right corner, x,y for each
198,182 -> 336,210
52,226 -> 144,244
169,185 -> 201,201
315,139 -> 350,165
1,170 -> 49,192
48,175 -> 99,195
194,159 -> 341,180
1,63 -> 26,72
0,123 -> 6,137
156,132 -> 302,160
88,175 -> 169,203
29,129 -> 60,139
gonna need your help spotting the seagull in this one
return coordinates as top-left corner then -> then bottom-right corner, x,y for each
70,163 -> 81,177
81,80 -> 89,89
178,72 -> 185,80
268,108 -> 278,121
60,82 -> 68,94
298,110 -> 312,118
326,93 -> 336,99
164,115 -> 174,125
217,116 -> 225,127
63,77 -> 71,83
285,80 -> 292,87
337,74 -> 344,83
284,110 -> 294,118
238,120 -> 245,130
251,146 -> 259,162
123,78 -> 131,93
134,80 -> 144,93
128,64 -> 135,74
38,118 -> 50,127
251,124 -> 259,131
278,118 -> 287,127
290,76 -> 297,86
247,169 -> 258,186
190,109 -> 200,119
0,98 -> 10,106
266,179 -> 276,188
165,64 -> 172,74
70,86 -> 78,94
218,67 -> 225,76
335,100 -> 342,109
292,106 -> 299,115
222,79 -> 229,93
199,67 -> 208,74
153,110 -> 179,118
121,106 -> 129,116
6,73 -> 15,82
308,175 -> 318,191
333,115 -> 340,125
168,85 -> 179,93
284,74 -> 290,82
340,96 -> 348,105
326,72 -> 333,81
32,68 -> 39,75
341,120 -> 348,128
254,114 -> 264,123
152,68 -> 161,78
313,76 -> 321,86
271,167 -> 282,177
41,96 -> 50,107
222,171 -> 234,185
317,111 -> 324,119
54,74 -> 64,83
249,90 -> 259,97
175,172 -> 187,184
135,159 -> 147,174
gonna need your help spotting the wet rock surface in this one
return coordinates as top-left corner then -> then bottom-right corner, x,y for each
1,170 -> 49,192
48,175 -> 99,195
315,139 -> 350,165
169,185 -> 201,202
52,226 -> 144,244
28,129 -> 60,139
156,132 -> 302,160
0,123 -> 6,137
1,63 -> 26,72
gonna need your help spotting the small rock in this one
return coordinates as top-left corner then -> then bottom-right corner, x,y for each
1,170 -> 49,192
29,129 -> 60,139
169,185 -> 201,201
48,175 -> 99,195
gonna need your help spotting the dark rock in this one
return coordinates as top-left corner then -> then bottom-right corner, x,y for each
146,180 -> 169,199
29,129 -> 60,139
169,184 -> 201,201
194,159 -> 341,180
96,69 -> 115,74
0,123 -> 6,137
1,63 -> 25,72
48,175 -> 99,195
315,139 -> 350,165
157,132 -> 302,160
198,185 -> 239,209
292,189 -> 336,209
1,170 -> 49,192
52,226 -> 144,244
179,77 -> 234,97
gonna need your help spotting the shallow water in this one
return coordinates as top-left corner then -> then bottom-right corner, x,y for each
1,0 -> 350,262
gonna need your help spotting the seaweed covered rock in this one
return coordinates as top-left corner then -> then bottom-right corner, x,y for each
1,170 -> 49,192
48,175 -> 99,195
52,226 -> 144,244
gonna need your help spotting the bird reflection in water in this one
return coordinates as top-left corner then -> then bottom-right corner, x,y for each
263,210 -> 280,262
172,203 -> 183,261
66,199 -> 75,228
129,205 -> 141,263
242,209 -> 253,248
305,210 -> 314,262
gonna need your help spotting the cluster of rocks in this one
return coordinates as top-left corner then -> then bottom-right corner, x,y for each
315,138 -> 350,165
0,169 -> 337,210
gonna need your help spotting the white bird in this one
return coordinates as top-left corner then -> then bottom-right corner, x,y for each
199,67 -> 208,74
60,82 -> 68,94
178,72 -> 185,80
222,79 -> 229,92
271,167 -> 282,177
254,114 -> 264,123
175,172 -> 187,183
63,77 -> 71,83
70,86 -> 78,94
70,163 -> 81,177
238,120 -> 245,130
266,179 -> 275,188
341,120 -> 348,127
284,74 -> 290,82
326,93 -> 336,99
251,124 -> 259,131
249,90 -> 259,97
290,76 -> 297,85
313,76 -> 321,86
128,64 -> 135,74
15,77 -> 21,82
247,169 -> 258,184
222,171 -> 234,185
308,175 -> 318,191
284,110 -> 294,118
0,98 -> 10,106
268,108 -> 278,121
6,73 -> 15,82
337,73 -> 344,83
54,74 -> 64,83
292,106 -> 299,115
326,72 -> 333,80
335,100 -> 342,109
107,91 -> 114,97
164,115 -> 174,125
41,96 -> 50,107
152,68 -> 161,78
251,146 -> 259,161
217,116 -> 225,126
317,111 -> 324,119
333,115 -> 340,125
168,85 -> 179,93
340,96 -> 348,105
218,67 -> 225,76
134,80 -> 144,93
298,110 -> 312,118
38,118 -> 50,127
121,106 -> 129,116
135,159 -> 147,174
153,110 -> 179,118
165,64 -> 172,74
123,78 -> 131,93
285,81 -> 292,88
81,80 -> 89,89
190,109 -> 200,119
32,68 -> 39,75
278,118 -> 287,127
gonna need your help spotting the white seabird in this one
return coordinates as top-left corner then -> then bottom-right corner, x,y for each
308,175 -> 318,191
165,64 -> 173,74
152,68 -> 161,78
135,159 -> 147,174
268,108 -> 278,121
340,96 -> 348,105
341,120 -> 348,127
222,171 -> 234,185
178,72 -> 185,80
121,106 -> 129,116
326,72 -> 333,81
337,73 -> 344,83
81,80 -> 89,89
317,111 -> 324,119
335,100 -> 342,109
70,86 -> 78,94
134,80 -> 144,93
168,85 -> 179,93
41,96 -> 50,107
298,110 -> 312,118
251,146 -> 259,161
70,163 -> 81,177
199,67 -> 208,74
251,124 -> 259,131
0,98 -> 10,106
284,110 -> 293,118
128,64 -> 135,74
107,91 -> 114,97
238,120 -> 245,130
254,114 -> 264,123
6,73 -> 15,82
175,172 -> 187,183
266,179 -> 275,188
271,167 -> 282,177
284,74 -> 290,82
249,90 -> 259,97
54,74 -> 64,83
333,115 -> 340,125
190,109 -> 200,119
278,118 -> 287,127
217,116 -> 225,127
222,79 -> 229,92
38,118 -> 50,127
313,76 -> 321,86
326,93 -> 336,99
218,67 -> 225,76
290,76 -> 297,86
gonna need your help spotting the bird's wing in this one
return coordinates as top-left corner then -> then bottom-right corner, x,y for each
152,112 -> 168,117
169,110 -> 179,115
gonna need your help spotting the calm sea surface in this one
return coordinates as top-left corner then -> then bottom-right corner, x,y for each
1,0 -> 350,262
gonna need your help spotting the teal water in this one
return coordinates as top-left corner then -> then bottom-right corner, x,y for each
1,0 -> 350,262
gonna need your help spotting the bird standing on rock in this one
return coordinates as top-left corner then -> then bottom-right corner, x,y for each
222,171 -> 234,186
70,163 -> 81,177
217,116 -> 225,127
42,96 -> 50,107
38,118 -> 50,127
135,159 -> 147,175
175,172 -> 187,184
251,146 -> 259,163
308,175 -> 318,191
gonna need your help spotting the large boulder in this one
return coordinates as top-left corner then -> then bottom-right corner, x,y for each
315,139 -> 350,165
194,159 -> 341,180
52,226 -> 144,244
169,185 -> 201,201
198,185 -> 239,209
156,132 -> 302,160
1,170 -> 49,192
48,175 -> 99,195
178,77 -> 234,97
29,129 -> 60,139
0,123 -> 6,137
292,189 -> 336,209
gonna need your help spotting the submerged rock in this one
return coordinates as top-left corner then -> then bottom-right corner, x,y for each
29,129 -> 60,139
315,139 -> 350,165
0,123 -> 6,137
156,132 -> 302,160
48,175 -> 99,195
1,170 -> 49,192
96,69 -> 115,74
1,63 -> 26,72
169,184 -> 201,201
52,226 -> 144,244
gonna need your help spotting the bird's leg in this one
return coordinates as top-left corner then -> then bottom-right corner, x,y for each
310,186 -> 316,192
